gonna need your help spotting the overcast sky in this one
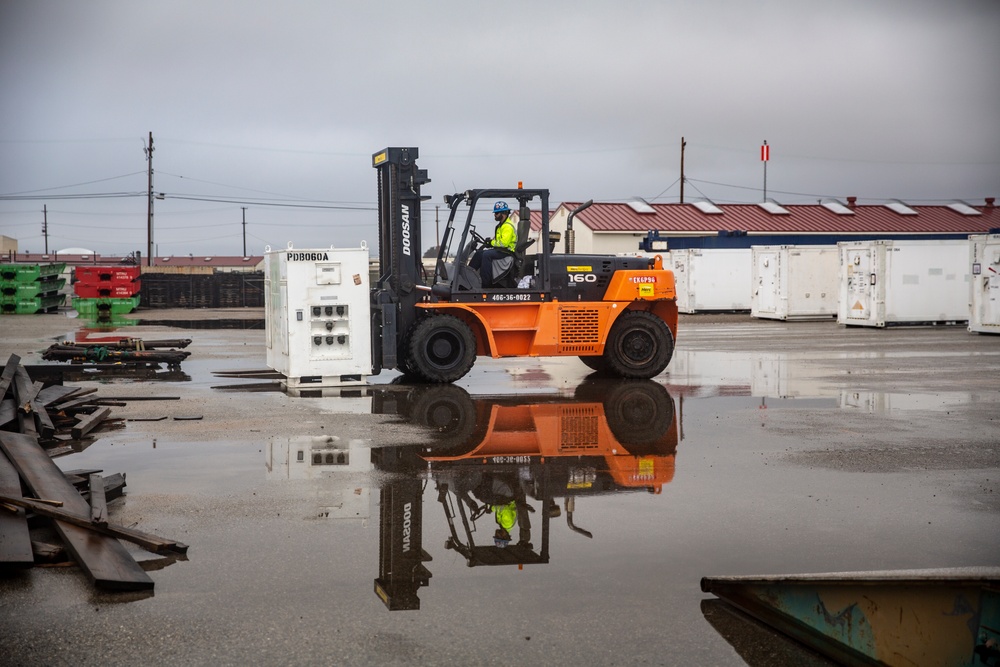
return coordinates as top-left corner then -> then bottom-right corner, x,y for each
1,0 -> 998,258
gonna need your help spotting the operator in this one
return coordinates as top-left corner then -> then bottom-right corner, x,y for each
456,471 -> 532,548
492,500 -> 518,547
469,201 -> 518,287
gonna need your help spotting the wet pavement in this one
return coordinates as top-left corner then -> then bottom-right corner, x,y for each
1,311 -> 999,665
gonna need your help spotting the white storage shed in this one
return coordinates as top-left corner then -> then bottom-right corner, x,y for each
751,245 -> 838,320
969,233 -> 1000,334
837,240 -> 969,327
670,248 -> 752,313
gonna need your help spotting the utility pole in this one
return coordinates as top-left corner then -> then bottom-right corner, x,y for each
241,207 -> 248,257
42,205 -> 49,254
679,136 -> 687,204
144,131 -> 155,267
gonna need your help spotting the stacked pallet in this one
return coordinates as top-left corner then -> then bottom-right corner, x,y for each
0,263 -> 67,314
0,353 -> 187,591
72,265 -> 141,316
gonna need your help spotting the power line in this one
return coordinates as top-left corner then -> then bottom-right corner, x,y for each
157,170 -> 327,201
165,194 -> 376,210
0,171 -> 146,196
0,192 -> 144,201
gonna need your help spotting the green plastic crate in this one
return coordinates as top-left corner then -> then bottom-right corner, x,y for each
0,293 -> 65,314
72,296 -> 140,315
0,263 -> 66,283
0,277 -> 66,298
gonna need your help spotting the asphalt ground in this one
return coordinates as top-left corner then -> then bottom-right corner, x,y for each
1,309 -> 998,666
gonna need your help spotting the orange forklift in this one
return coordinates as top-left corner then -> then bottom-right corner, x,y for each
371,379 -> 678,610
371,147 -> 677,383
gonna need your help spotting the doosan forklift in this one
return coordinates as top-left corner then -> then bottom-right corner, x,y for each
370,147 -> 678,383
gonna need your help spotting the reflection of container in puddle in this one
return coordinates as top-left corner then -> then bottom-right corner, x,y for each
840,390 -> 972,413
266,435 -> 373,521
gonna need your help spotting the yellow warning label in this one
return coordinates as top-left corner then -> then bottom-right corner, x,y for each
567,266 -> 592,272
638,458 -> 654,476
373,151 -> 387,166
639,284 -> 654,297
852,300 -> 864,311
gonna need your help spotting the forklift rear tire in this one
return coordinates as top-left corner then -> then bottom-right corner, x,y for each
604,311 -> 673,379
406,314 -> 477,383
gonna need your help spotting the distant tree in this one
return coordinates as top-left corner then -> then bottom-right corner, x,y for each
423,245 -> 440,259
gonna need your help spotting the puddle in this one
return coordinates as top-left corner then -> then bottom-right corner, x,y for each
9,315 -> 996,665
264,379 -> 681,610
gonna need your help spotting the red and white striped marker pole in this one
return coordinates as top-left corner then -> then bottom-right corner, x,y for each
761,140 -> 769,201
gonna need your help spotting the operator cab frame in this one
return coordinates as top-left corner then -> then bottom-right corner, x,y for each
432,188 -> 557,302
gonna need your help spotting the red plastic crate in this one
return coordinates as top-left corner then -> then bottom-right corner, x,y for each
73,280 -> 141,298
75,266 -> 141,284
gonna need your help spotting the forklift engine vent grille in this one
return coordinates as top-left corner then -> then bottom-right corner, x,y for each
559,309 -> 600,351
560,408 -> 599,450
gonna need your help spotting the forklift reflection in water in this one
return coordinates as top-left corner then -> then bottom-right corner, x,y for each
370,378 -> 680,610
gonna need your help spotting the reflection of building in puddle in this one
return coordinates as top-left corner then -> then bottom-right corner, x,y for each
672,349 -> 976,413
669,349 -> 832,400
266,435 -> 372,521
840,390 -> 975,413
369,380 -> 680,610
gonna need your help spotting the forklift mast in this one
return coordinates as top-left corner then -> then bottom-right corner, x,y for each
371,147 -> 431,374
372,446 -> 432,611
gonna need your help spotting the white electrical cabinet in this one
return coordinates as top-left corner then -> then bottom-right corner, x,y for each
837,239 -> 970,327
751,245 -> 838,320
969,233 -> 1000,334
671,248 -> 752,313
265,244 -> 372,386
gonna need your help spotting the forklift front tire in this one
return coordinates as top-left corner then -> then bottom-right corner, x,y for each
604,311 -> 673,379
406,315 -> 477,383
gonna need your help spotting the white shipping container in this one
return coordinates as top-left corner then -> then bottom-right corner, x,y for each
671,248 -> 752,313
969,233 -> 1000,334
837,240 -> 969,327
751,245 -> 838,320
265,244 -> 372,386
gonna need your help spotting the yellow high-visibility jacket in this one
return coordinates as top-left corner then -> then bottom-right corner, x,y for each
492,215 -> 517,252
493,501 -> 517,531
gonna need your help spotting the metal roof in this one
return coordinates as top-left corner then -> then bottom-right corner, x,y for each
543,200 -> 998,235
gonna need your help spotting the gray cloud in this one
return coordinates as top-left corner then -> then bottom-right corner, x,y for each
2,0 -> 997,256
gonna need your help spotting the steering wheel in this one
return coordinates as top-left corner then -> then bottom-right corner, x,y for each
469,228 -> 488,248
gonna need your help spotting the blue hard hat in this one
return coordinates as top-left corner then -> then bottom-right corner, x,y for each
493,201 -> 510,214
